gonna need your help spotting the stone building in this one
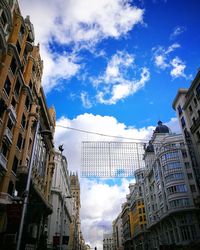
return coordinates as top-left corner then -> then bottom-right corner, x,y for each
69,172 -> 82,250
143,121 -> 200,249
129,169 -> 147,250
172,69 -> 200,191
112,212 -> 124,250
121,196 -> 132,250
103,233 -> 114,250
47,151 -> 72,250
0,1 -> 55,249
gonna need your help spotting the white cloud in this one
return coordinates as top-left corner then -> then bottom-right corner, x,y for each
19,0 -> 144,93
80,92 -> 92,108
93,51 -> 150,104
20,0 -> 144,45
170,57 -> 187,79
54,114 -> 179,249
80,178 -> 131,248
153,43 -> 180,70
152,43 -> 191,80
154,55 -> 168,69
170,26 -> 186,39
42,48 -> 81,93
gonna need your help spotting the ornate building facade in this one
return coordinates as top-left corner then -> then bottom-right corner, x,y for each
47,151 -> 72,250
143,122 -> 200,249
0,1 -> 55,249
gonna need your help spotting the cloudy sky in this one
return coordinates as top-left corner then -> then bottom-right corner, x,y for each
19,0 -> 200,248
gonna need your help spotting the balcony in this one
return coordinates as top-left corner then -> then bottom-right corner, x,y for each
7,105 -> 16,122
25,41 -> 33,52
190,116 -> 200,133
0,152 -> 8,172
3,127 -> 13,144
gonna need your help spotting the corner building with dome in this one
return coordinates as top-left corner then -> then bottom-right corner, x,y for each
142,121 -> 200,249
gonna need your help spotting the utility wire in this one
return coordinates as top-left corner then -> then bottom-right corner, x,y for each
56,124 -> 150,142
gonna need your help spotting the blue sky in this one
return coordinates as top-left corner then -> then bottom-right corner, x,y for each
19,0 -> 200,248
44,0 -> 200,128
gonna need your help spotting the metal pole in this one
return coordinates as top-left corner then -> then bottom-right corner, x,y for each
59,147 -> 64,250
60,194 -> 64,250
16,120 -> 40,250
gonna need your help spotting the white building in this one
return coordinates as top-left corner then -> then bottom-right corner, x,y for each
47,150 -> 73,250
103,233 -> 114,250
173,70 -> 200,191
143,121 -> 200,249
112,212 -> 124,250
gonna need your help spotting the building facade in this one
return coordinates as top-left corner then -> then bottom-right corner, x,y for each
103,233 -> 114,250
0,1 -> 55,249
69,173 -> 81,250
129,169 -> 147,250
173,70 -> 200,192
112,212 -> 124,250
47,151 -> 73,250
121,196 -> 132,250
143,122 -> 200,249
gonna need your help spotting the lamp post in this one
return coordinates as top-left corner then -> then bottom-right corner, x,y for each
60,194 -> 72,250
16,120 -> 40,250
16,121 -> 53,250
59,145 -> 72,250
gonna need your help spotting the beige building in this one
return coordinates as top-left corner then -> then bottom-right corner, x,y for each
129,169 -> 147,250
121,196 -> 132,250
112,212 -> 124,250
69,172 -> 82,250
103,233 -> 114,250
172,69 -> 200,191
0,1 -> 55,249
143,121 -> 200,249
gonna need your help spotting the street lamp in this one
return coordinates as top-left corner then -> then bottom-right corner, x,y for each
16,121 -> 52,250
60,194 -> 72,250
59,145 -> 72,250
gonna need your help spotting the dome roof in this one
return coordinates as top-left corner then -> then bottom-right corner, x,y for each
154,121 -> 170,134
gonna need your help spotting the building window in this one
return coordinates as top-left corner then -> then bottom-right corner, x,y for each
169,198 -> 189,208
196,83 -> 200,97
163,161 -> 181,171
194,97 -> 197,106
25,96 -> 30,111
167,184 -> 187,195
12,156 -> 19,174
182,150 -> 187,158
181,117 -> 186,128
14,79 -> 21,97
190,185 -> 196,193
17,133 -> 23,150
187,173 -> 193,180
0,99 -> 6,119
0,10 -> 7,28
1,142 -> 8,157
180,226 -> 191,241
192,117 -> 196,125
184,162 -> 190,169
161,152 -> 179,162
188,105 -> 193,113
21,113 -> 26,128
4,77 -> 11,96
165,173 -> 184,182
177,105 -> 182,116
7,117 -> 13,131
196,131 -> 200,142
184,129 -> 190,138
10,57 -> 17,74
16,40 -> 21,55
